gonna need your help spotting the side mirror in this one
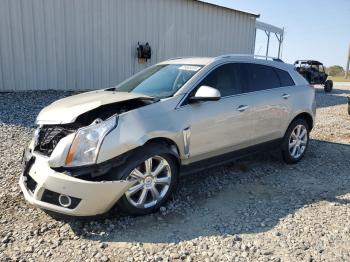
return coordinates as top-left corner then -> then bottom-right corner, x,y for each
190,86 -> 221,102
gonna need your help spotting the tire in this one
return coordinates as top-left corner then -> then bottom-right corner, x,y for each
324,80 -> 333,93
281,118 -> 310,164
114,143 -> 179,216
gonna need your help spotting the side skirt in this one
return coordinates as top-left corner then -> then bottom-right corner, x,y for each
180,138 -> 283,176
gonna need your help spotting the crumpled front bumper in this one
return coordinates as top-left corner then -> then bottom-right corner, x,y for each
19,151 -> 132,217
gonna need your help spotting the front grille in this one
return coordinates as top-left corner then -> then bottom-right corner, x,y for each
35,125 -> 78,156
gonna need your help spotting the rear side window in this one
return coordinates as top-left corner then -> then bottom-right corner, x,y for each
275,68 -> 295,87
244,64 -> 280,92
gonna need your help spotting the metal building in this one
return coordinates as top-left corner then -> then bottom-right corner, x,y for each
0,0 -> 259,91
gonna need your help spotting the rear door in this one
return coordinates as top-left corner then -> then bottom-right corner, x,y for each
274,67 -> 298,130
242,63 -> 292,144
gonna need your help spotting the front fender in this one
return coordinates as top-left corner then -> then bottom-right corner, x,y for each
96,109 -> 187,164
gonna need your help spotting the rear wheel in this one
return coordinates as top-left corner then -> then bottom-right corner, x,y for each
281,119 -> 310,164
324,80 -> 333,93
116,144 -> 179,215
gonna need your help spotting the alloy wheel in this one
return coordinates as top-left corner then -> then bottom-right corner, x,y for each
125,156 -> 172,209
289,124 -> 308,159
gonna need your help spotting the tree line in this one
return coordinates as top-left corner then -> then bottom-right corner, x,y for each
325,65 -> 346,76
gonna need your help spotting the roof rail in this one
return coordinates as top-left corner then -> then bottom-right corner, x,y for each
216,54 -> 284,62
166,56 -> 187,61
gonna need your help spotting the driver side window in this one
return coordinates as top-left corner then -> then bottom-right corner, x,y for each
196,63 -> 244,97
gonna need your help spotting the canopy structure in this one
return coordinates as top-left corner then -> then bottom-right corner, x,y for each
256,21 -> 284,59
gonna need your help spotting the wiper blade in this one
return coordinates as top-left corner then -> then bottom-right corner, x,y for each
104,88 -> 160,101
141,96 -> 160,102
105,87 -> 117,91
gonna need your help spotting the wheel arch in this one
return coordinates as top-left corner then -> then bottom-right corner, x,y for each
143,137 -> 181,165
289,112 -> 314,131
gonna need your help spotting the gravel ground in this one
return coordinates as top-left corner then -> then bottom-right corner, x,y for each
0,84 -> 350,262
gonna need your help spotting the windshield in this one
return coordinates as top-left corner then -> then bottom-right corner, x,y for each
115,64 -> 203,98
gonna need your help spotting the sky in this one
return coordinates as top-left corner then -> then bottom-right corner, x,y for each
204,0 -> 350,67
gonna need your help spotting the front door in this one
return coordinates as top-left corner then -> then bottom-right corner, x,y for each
180,63 -> 255,162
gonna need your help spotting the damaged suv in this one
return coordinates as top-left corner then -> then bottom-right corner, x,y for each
20,55 -> 316,217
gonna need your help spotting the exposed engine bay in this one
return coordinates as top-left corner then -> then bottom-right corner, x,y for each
34,97 -> 157,157
35,124 -> 79,156
74,97 -> 156,126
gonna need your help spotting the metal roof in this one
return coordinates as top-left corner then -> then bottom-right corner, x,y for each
256,21 -> 284,35
195,0 -> 260,17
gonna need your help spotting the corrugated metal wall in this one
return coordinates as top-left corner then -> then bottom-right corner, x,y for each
0,0 -> 256,91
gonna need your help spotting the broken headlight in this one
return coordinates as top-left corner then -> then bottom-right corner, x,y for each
65,116 -> 118,167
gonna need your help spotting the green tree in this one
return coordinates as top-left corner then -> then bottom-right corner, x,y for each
326,65 -> 345,76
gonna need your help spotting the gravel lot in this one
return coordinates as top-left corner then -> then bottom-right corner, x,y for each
0,84 -> 350,262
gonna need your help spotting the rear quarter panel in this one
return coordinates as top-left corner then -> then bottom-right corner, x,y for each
283,83 -> 316,134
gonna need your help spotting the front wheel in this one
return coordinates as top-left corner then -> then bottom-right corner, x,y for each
281,119 -> 310,164
116,144 -> 179,216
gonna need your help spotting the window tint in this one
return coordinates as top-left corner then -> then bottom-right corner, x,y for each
275,68 -> 295,87
244,64 -> 280,92
197,64 -> 245,97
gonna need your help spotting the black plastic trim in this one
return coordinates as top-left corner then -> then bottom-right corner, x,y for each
23,156 -> 37,193
41,189 -> 81,209
56,138 -> 283,180
181,138 -> 283,175
53,148 -> 132,179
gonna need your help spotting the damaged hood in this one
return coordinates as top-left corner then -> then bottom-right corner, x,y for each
36,90 -> 153,124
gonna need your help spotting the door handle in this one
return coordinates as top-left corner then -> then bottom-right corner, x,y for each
237,105 -> 249,112
282,93 -> 290,99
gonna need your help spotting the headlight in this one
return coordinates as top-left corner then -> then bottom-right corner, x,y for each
65,116 -> 118,167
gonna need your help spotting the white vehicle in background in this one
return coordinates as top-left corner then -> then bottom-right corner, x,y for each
20,55 -> 316,217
